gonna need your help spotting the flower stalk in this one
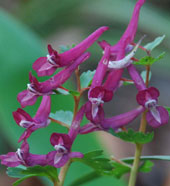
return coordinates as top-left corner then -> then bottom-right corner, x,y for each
128,50 -> 151,186
57,68 -> 82,185
58,160 -> 72,186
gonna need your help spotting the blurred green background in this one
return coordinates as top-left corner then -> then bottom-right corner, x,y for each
0,0 -> 170,185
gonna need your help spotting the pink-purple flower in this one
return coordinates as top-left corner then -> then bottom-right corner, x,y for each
33,26 -> 109,76
136,87 -> 169,127
13,96 -> 51,142
18,52 -> 90,107
0,141 -> 47,167
47,133 -> 83,168
80,102 -> 144,134
88,46 -> 113,118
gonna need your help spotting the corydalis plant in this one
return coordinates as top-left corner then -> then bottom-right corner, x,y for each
0,0 -> 170,186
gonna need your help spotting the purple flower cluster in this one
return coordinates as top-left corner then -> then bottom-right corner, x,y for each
0,0 -> 169,169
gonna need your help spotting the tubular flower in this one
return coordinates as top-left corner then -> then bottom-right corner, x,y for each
0,141 -> 47,167
127,64 -> 146,91
33,26 -> 109,76
47,133 -> 83,168
47,105 -> 85,168
108,36 -> 145,69
80,105 -> 144,134
98,0 -> 146,92
136,87 -> 169,127
13,96 -> 51,142
18,52 -> 90,107
88,46 -> 113,118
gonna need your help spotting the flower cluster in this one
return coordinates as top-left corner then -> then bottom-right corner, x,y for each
0,0 -> 169,170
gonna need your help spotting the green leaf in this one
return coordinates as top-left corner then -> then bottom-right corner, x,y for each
144,35 -> 165,51
74,150 -> 132,179
50,110 -> 73,126
55,88 -> 70,95
13,175 -> 37,186
24,166 -> 58,182
74,150 -> 113,174
70,171 -> 101,186
141,70 -> 152,83
133,52 -> 165,65
7,166 -> 27,178
69,90 -> 80,96
83,150 -> 104,159
165,107 -> 170,116
139,160 -> 154,173
123,81 -> 134,86
109,129 -> 154,144
7,165 -> 58,186
111,162 -> 130,178
122,155 -> 170,163
80,70 -> 96,88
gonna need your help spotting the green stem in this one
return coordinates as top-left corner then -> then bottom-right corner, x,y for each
128,57 -> 150,185
58,68 -> 82,185
53,180 -> 60,186
128,143 -> 142,186
128,111 -> 147,186
58,160 -> 71,186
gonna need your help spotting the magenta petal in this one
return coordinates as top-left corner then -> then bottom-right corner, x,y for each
146,106 -> 169,128
91,46 -> 110,88
147,87 -> 160,99
127,64 -> 146,91
89,86 -> 113,102
0,152 -> 20,167
103,69 -> 124,92
54,154 -> 69,168
136,87 -> 160,106
79,123 -> 102,134
41,52 -> 90,90
34,96 -> 51,123
59,26 -> 109,65
85,102 -> 105,124
13,108 -> 33,126
69,105 -> 86,141
50,133 -> 72,150
103,89 -> 113,102
25,154 -> 47,166
69,152 -> 84,159
18,129 -> 33,142
33,57 -> 57,77
98,40 -> 111,50
17,90 -> 38,108
104,106 -> 144,129
117,0 -> 146,45
46,151 -> 69,168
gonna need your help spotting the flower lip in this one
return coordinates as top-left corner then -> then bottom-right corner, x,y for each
145,99 -> 157,109
54,144 -> 67,153
27,84 -> 40,95
108,35 -> 146,69
47,54 -> 59,66
19,120 -> 34,128
16,149 -> 25,163
89,97 -> 104,105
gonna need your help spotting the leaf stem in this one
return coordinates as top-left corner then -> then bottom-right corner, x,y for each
53,180 -> 60,186
110,156 -> 132,168
49,117 -> 70,129
75,67 -> 81,92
